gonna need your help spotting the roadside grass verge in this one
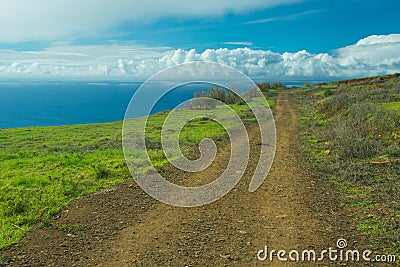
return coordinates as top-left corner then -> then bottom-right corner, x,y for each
294,74 -> 400,261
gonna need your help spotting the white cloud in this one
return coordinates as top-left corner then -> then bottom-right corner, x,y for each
355,34 -> 400,46
244,10 -> 320,25
0,34 -> 399,80
222,42 -> 254,46
333,34 -> 400,76
0,0 -> 301,42
0,43 -> 170,79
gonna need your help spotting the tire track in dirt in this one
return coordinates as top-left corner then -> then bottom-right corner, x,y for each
102,91 -> 332,266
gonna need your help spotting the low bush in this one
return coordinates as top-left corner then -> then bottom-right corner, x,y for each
324,104 -> 400,159
186,87 -> 245,110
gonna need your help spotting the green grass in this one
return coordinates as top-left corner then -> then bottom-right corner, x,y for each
0,96 -> 273,249
381,101 -> 400,113
267,99 -> 276,107
0,122 -> 129,248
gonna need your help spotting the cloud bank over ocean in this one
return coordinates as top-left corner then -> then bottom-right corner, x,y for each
0,34 -> 399,81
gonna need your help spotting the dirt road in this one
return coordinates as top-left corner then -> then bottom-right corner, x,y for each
2,91 -> 346,266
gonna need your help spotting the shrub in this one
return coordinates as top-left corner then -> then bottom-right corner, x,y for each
257,81 -> 285,91
185,97 -> 217,110
324,104 -> 400,160
186,87 -> 245,110
324,89 -> 333,97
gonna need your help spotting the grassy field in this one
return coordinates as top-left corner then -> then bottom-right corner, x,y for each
0,121 -> 129,248
0,90 -> 273,250
294,73 -> 400,258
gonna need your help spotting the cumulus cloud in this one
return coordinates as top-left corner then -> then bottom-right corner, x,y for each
0,34 -> 399,80
0,0 -> 301,42
332,34 -> 400,77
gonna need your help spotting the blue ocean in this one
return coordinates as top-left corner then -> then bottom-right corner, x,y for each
0,81 -> 220,129
0,80 -> 307,129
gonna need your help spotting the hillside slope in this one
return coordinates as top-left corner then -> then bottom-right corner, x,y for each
293,73 -> 400,261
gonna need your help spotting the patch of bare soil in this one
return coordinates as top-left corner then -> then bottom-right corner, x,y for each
1,91 -> 357,266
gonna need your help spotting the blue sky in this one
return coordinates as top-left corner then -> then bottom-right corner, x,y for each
0,0 -> 399,81
104,0 -> 400,53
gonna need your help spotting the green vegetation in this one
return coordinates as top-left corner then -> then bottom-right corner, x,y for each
0,86 -> 277,249
185,86 -> 277,112
381,102 -> 400,113
294,73 -> 400,259
0,122 -> 128,248
256,81 -> 287,98
190,87 -> 245,107
143,102 -> 257,165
